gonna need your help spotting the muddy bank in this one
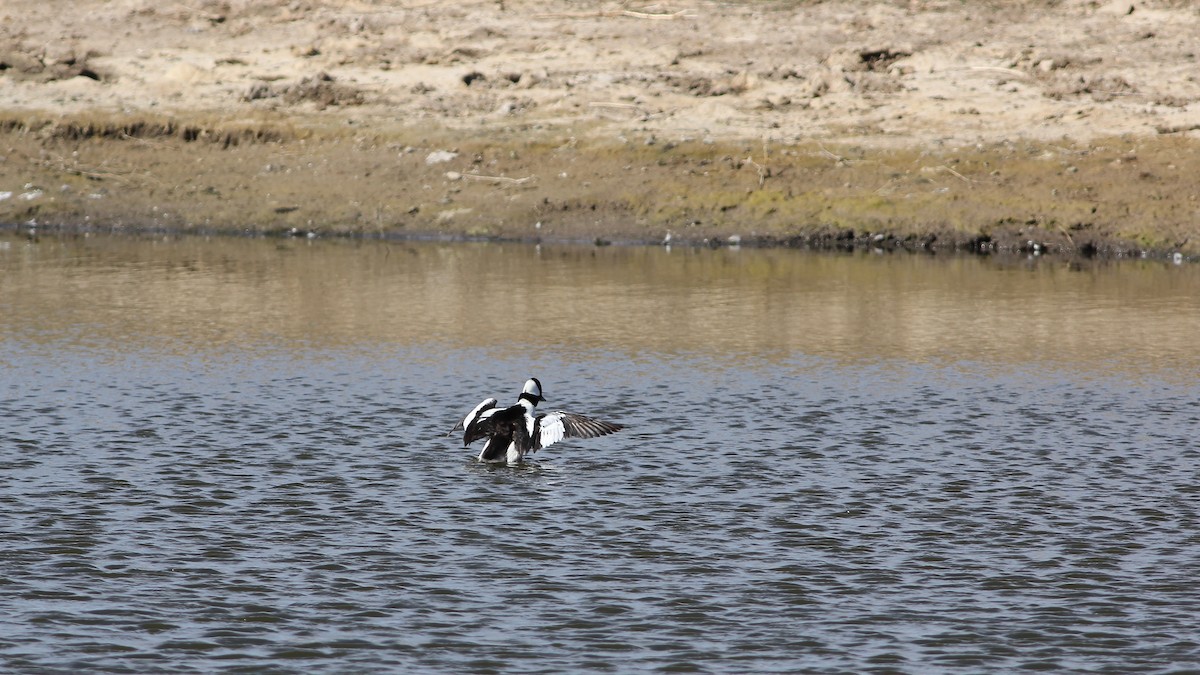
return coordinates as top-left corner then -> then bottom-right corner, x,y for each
2,112 -> 1198,258
2,0 -> 1199,256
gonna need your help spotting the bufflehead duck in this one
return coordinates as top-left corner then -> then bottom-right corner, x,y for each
451,378 -> 622,463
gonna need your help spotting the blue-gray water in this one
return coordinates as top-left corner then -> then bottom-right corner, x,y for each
2,233 -> 1199,673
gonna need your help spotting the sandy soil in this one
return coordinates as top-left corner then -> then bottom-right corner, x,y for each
2,0 -> 1199,255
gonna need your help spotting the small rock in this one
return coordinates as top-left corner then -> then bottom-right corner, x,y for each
826,48 -> 867,72
516,70 -> 546,88
425,150 -> 459,165
727,71 -> 757,94
43,43 -> 76,68
437,207 -> 473,222
1097,0 -> 1135,15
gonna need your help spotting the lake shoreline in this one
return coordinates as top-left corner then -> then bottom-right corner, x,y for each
2,215 -> 1188,267
1,113 -> 1195,261
3,0 -> 1199,259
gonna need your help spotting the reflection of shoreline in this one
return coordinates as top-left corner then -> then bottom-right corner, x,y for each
3,233 -> 1198,382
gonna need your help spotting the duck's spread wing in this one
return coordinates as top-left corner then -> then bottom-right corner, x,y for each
459,398 -> 498,445
533,411 -> 623,451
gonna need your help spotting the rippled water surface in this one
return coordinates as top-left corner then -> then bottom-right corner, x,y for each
2,232 -> 1199,673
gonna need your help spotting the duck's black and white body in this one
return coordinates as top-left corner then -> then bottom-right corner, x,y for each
450,378 -> 622,463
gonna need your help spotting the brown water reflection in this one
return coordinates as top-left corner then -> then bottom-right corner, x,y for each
1,232 -> 1197,377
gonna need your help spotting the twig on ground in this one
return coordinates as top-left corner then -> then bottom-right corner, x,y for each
463,173 -> 534,185
743,156 -> 768,188
930,164 -> 972,183
536,6 -> 692,20
446,171 -> 536,187
590,102 -> 675,121
1058,225 -> 1075,247
874,179 -> 900,196
618,8 -> 690,19
817,143 -> 844,163
120,133 -> 169,146
589,102 -> 641,110
19,149 -> 134,184
742,135 -> 772,188
966,66 -> 1031,79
